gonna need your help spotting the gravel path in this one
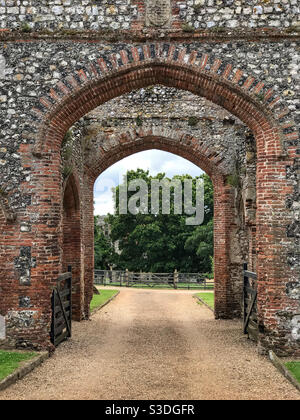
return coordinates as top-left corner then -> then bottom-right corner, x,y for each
0,288 -> 299,400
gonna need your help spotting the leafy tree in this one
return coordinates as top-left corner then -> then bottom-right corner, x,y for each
102,169 -> 214,273
94,216 -> 115,269
184,219 -> 214,273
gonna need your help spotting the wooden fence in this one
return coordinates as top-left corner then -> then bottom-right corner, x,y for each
51,270 -> 72,347
243,263 -> 258,342
94,269 -> 214,290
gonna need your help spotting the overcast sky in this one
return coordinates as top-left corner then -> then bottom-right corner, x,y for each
94,149 -> 204,215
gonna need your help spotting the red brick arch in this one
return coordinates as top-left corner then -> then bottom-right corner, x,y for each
85,127 -> 240,320
32,61 -> 290,159
31,46 -> 297,160
62,173 -> 82,322
13,47 -> 297,353
87,126 -> 231,180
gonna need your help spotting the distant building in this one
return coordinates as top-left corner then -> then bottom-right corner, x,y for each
97,215 -> 120,254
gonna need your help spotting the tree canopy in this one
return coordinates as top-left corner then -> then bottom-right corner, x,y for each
94,217 -> 115,270
95,169 -> 214,273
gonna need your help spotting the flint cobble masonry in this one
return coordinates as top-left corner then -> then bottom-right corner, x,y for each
0,1 -> 299,355
0,0 -> 299,31
0,40 -> 298,209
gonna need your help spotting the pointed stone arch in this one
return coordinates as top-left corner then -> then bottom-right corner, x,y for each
62,172 -> 83,322
8,45 -> 297,354
30,45 -> 298,159
86,126 -> 244,319
86,126 -> 231,180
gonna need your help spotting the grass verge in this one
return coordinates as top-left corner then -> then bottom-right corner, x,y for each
195,292 -> 214,309
0,350 -> 37,381
99,283 -> 214,290
90,289 -> 119,313
285,361 -> 300,383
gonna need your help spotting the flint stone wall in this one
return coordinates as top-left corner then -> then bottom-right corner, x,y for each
0,0 -> 299,31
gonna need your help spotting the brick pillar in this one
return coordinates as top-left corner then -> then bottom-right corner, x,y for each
0,212 -> 17,348
213,175 -> 241,319
1,150 -> 64,351
82,174 -> 94,319
255,151 -> 299,356
62,174 -> 83,322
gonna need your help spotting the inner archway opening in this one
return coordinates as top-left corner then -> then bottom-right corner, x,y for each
94,149 -> 214,276
60,85 -> 257,325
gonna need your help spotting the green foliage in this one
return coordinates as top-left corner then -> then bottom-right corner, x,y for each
209,26 -> 226,33
182,23 -> 195,33
188,116 -> 199,127
226,158 -> 245,189
135,115 -> 143,127
105,169 -> 214,273
62,165 -> 73,180
226,173 -> 240,188
210,256 -> 214,277
94,216 -> 115,269
21,22 -> 32,33
62,129 -> 73,149
184,220 -> 213,273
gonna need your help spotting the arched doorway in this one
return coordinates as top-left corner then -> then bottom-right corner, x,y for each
6,54 -> 296,354
85,131 -> 244,320
62,173 -> 83,322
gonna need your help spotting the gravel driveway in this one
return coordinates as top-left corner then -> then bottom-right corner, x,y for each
0,288 -> 299,400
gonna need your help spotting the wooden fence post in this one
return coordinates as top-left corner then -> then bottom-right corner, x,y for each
126,268 -> 129,287
109,266 -> 113,285
174,269 -> 178,289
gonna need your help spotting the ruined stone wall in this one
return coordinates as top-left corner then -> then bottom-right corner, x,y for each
81,96 -> 254,316
0,2 -> 298,354
86,88 -> 245,174
0,40 -> 298,211
84,89 -> 254,299
63,89 -> 252,264
0,0 -> 299,31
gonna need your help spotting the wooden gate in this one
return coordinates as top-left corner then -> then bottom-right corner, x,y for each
51,271 -> 72,347
94,269 -> 214,290
243,263 -> 258,341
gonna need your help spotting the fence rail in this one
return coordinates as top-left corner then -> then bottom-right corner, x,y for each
94,270 -> 214,290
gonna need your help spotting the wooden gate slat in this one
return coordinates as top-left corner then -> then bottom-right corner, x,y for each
243,263 -> 258,340
56,287 -> 71,337
243,290 -> 257,334
53,331 -> 69,347
51,271 -> 72,347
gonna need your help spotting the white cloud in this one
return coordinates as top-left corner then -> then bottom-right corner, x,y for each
94,150 -> 204,215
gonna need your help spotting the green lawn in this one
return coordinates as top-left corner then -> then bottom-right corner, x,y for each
285,361 -> 300,383
0,350 -> 37,381
195,292 -> 214,309
90,289 -> 119,312
99,282 -> 214,290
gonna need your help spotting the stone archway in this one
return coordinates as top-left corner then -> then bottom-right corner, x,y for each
82,128 -> 242,321
2,50 -> 298,355
62,173 -> 83,322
